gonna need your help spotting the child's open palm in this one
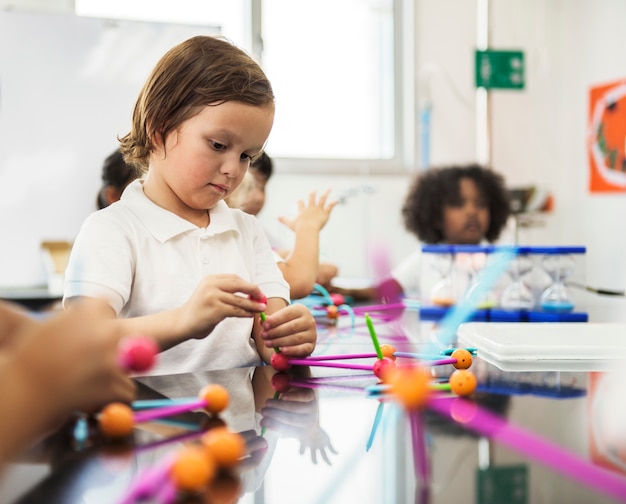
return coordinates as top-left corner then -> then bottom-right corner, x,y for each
278,189 -> 337,233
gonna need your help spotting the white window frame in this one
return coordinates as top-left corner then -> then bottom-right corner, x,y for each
251,0 -> 417,174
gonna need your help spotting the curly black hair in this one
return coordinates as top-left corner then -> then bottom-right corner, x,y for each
401,164 -> 511,243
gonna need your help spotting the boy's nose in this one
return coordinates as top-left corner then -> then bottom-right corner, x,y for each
220,157 -> 241,178
465,202 -> 480,214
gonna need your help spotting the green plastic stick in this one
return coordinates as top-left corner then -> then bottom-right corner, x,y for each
365,313 -> 384,360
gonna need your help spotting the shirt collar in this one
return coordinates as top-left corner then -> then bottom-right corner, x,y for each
120,180 -> 240,243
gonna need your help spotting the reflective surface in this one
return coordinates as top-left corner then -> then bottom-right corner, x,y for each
2,312 -> 626,504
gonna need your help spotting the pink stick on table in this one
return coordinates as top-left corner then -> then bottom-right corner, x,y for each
424,358 -> 457,366
351,302 -> 407,314
428,396 -> 626,501
299,353 -> 378,361
287,359 -> 374,371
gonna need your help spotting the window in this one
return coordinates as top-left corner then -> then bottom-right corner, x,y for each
259,0 -> 396,161
75,0 -> 413,170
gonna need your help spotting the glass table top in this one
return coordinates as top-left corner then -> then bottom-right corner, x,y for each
2,312 -> 625,504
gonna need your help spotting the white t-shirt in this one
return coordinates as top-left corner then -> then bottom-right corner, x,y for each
391,241 -> 494,302
63,180 -> 290,375
390,248 -> 423,298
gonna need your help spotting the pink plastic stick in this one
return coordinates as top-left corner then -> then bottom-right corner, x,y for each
286,359 -> 373,371
424,358 -> 457,367
134,399 -> 207,423
299,353 -> 378,361
410,410 -> 430,484
350,302 -> 407,314
119,454 -> 175,504
428,396 -> 626,501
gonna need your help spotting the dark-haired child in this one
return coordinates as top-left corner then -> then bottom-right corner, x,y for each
96,148 -> 139,209
387,164 -> 511,299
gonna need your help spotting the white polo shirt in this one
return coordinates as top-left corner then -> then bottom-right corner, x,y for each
64,180 -> 290,375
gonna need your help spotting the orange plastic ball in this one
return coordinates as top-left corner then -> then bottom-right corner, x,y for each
98,402 -> 134,438
170,445 -> 216,492
326,305 -> 339,319
389,365 -> 431,410
199,384 -> 230,415
451,348 -> 473,370
449,369 -> 477,397
202,427 -> 246,468
380,344 -> 397,361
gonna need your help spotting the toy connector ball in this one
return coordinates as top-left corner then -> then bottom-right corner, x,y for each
118,336 -> 158,372
271,372 -> 291,393
326,305 -> 339,320
329,293 -> 345,306
450,397 -> 478,424
99,402 -> 134,438
451,348 -> 473,370
373,357 -> 396,381
270,352 -> 291,371
170,445 -> 216,492
202,427 -> 246,468
199,384 -> 230,415
449,369 -> 477,397
389,365 -> 430,410
380,344 -> 397,361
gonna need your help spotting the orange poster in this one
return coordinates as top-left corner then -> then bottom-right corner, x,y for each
588,78 -> 626,192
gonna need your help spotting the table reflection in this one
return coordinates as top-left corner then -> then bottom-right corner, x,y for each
3,316 -> 626,504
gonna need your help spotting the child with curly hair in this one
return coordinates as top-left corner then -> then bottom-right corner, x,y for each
384,163 -> 512,299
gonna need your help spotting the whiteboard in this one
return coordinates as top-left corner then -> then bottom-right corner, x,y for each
0,10 -> 216,287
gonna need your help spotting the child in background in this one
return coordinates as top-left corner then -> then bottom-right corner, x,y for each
64,36 -> 317,375
227,152 -> 339,299
338,164 -> 511,302
385,163 -> 511,299
0,300 -> 136,466
96,148 -> 139,209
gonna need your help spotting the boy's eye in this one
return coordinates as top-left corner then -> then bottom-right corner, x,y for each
240,152 -> 252,162
210,141 -> 227,151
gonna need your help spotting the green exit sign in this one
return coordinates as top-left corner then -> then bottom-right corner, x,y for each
475,49 -> 525,90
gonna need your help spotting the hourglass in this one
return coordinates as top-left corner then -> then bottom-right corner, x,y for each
428,247 -> 456,307
457,245 -> 498,309
500,250 -> 534,310
539,251 -> 575,312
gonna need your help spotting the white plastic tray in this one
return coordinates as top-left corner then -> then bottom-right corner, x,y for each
456,322 -> 626,371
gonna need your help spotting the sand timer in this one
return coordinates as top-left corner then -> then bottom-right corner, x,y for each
500,248 -> 534,310
457,245 -> 497,308
427,245 -> 456,307
539,248 -> 576,312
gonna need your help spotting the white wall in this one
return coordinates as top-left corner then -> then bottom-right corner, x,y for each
0,10 -> 218,286
2,1 -> 626,322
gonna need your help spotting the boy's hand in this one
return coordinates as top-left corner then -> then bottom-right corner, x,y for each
259,304 -> 316,358
178,274 -> 267,339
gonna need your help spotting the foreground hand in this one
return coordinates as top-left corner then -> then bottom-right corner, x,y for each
11,301 -> 137,416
